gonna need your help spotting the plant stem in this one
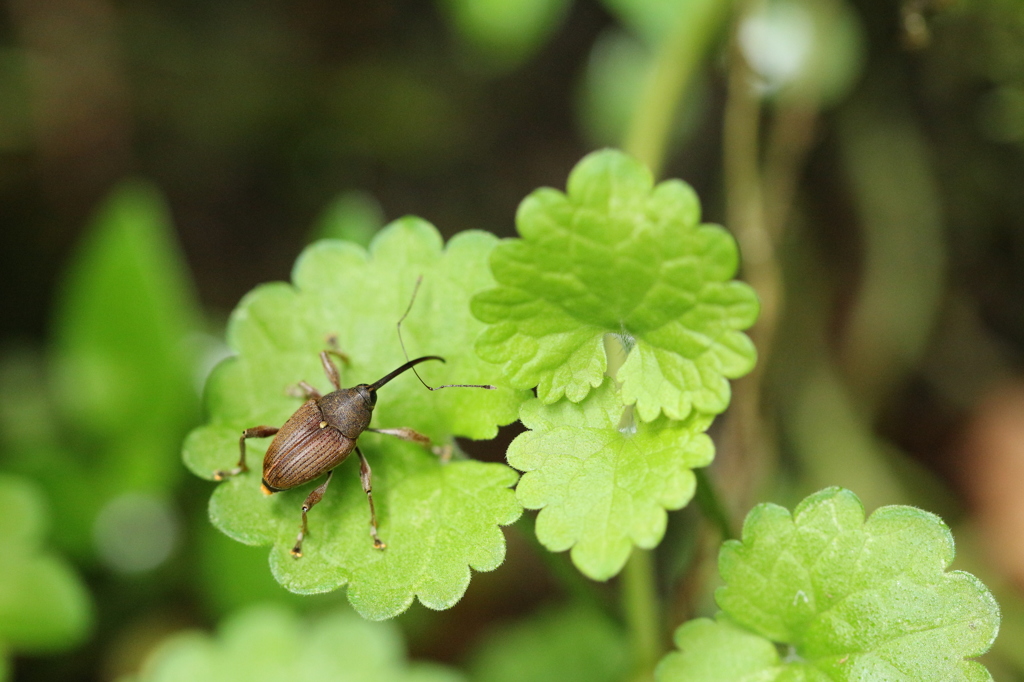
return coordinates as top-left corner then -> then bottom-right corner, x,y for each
622,0 -> 732,175
719,0 -> 781,514
623,548 -> 660,682
616,5 -> 739,679
605,337 -> 660,680
694,468 -> 737,541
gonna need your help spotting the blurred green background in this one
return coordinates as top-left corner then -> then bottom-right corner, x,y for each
3,0 -> 1024,680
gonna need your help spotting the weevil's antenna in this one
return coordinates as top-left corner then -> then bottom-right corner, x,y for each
397,275 -> 495,391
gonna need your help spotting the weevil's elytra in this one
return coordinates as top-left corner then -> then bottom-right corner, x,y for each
212,345 -> 495,558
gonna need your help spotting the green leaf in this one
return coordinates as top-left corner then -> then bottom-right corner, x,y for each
578,31 -> 708,150
472,149 -> 758,421
183,218 -> 528,619
656,615 -> 783,682
656,488 -> 1000,681
0,474 -> 91,657
577,31 -> 654,148
53,179 -> 200,445
125,604 -> 465,682
438,0 -> 571,72
508,378 -> 714,580
31,180 -> 202,556
470,605 -> 629,682
600,0 -> 698,47
310,190 -> 384,248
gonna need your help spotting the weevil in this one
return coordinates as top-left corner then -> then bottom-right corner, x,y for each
213,283 -> 494,557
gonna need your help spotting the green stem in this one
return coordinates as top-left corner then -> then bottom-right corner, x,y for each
622,0 -> 733,175
623,549 -> 661,681
694,468 -> 737,541
605,338 -> 660,680
615,7 -> 735,678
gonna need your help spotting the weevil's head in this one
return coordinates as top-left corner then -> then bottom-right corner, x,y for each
318,359 -> 442,437
355,383 -> 378,409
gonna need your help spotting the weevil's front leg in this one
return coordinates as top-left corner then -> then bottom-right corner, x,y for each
366,427 -> 430,447
355,447 -> 386,549
291,470 -> 333,558
319,349 -> 352,391
214,425 -> 279,480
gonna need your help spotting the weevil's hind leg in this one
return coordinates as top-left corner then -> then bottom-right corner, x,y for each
214,426 -> 279,480
366,427 -> 430,447
355,447 -> 386,549
291,470 -> 333,558
432,443 -> 454,464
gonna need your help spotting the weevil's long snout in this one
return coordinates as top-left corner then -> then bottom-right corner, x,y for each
369,356 -> 445,391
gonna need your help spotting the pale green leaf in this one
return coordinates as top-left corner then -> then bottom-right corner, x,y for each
470,605 -> 628,682
0,475 -> 91,655
656,615 -> 783,682
24,181 -> 202,557
473,149 -> 758,421
657,488 -> 1000,681
53,180 -> 199,446
125,604 -> 465,682
508,377 -> 714,580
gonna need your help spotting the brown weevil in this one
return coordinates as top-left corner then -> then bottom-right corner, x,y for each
213,283 -> 494,557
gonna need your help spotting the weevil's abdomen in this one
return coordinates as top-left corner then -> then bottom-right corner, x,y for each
262,400 -> 355,492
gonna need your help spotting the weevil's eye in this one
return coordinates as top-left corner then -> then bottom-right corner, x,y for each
357,384 -> 377,407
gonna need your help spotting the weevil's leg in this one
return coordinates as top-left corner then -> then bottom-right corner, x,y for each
322,334 -> 351,379
355,447 -> 386,549
291,470 -> 333,558
319,350 -> 345,391
325,334 -> 350,358
432,443 -> 454,464
214,426 -> 279,480
368,428 -> 452,463
296,381 -> 321,400
285,381 -> 322,400
366,427 -> 430,447
328,349 -> 350,364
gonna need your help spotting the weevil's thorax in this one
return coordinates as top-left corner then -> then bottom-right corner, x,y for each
317,384 -> 376,438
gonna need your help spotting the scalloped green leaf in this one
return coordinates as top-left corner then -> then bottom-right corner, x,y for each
508,377 -> 714,580
472,149 -> 758,421
656,614 -> 782,682
0,474 -> 91,664
124,604 -> 465,682
656,488 -> 1000,681
183,218 -> 528,619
